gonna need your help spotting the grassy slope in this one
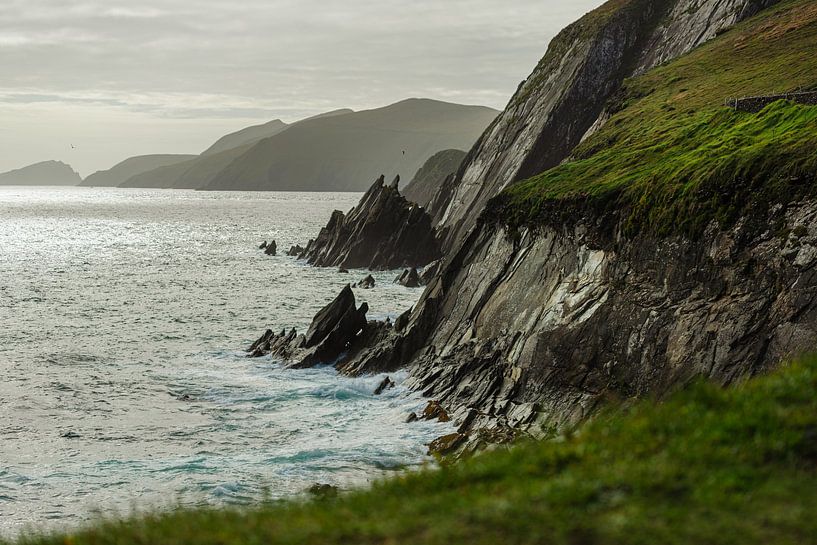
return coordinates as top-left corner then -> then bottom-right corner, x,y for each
12,356 -> 817,545
498,0 -> 817,235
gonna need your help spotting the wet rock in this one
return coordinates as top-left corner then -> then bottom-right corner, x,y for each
353,274 -> 376,289
395,268 -> 422,288
307,483 -> 338,499
427,433 -> 466,456
300,175 -> 442,270
421,400 -> 450,422
406,412 -> 418,423
338,267 -> 349,274
259,241 -> 268,249
60,431 -> 81,439
264,240 -> 277,256
287,244 -> 305,256
246,285 -> 369,370
373,376 -> 395,395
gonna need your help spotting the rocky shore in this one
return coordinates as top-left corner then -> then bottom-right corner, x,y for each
247,0 -> 816,456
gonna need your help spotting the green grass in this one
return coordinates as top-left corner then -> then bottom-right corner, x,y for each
496,0 -> 817,236
11,356 -> 817,545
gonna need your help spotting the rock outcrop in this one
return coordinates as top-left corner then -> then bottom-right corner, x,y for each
353,274 -> 376,289
287,244 -> 305,256
247,285 -> 374,369
264,240 -> 277,256
394,268 -> 422,288
300,175 -> 442,270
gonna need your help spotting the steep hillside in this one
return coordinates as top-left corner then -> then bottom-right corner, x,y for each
0,160 -> 81,186
202,99 -> 498,192
200,119 -> 288,156
79,155 -> 196,187
403,149 -> 466,208
119,145 -> 251,189
433,0 -> 783,249
13,356 -> 817,544
116,115 -> 298,189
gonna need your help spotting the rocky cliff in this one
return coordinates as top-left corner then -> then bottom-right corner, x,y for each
247,0 -> 817,453
434,0 -> 782,251
300,175 -> 442,270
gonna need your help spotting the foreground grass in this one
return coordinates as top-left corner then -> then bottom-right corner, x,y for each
498,0 -> 817,235
11,356 -> 817,545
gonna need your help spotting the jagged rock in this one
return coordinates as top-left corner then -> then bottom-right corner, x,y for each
421,400 -> 450,422
246,285 -> 369,369
373,376 -> 395,395
353,274 -> 376,289
264,240 -> 277,256
259,241 -> 268,250
427,433 -> 466,456
287,244 -> 305,256
406,412 -> 418,423
395,268 -> 422,288
338,268 -> 349,274
300,175 -> 442,270
419,261 -> 441,285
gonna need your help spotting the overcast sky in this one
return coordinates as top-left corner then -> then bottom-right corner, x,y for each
0,0 -> 603,176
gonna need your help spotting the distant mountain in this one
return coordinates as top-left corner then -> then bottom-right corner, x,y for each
201,120 -> 288,156
80,155 -> 197,187
0,160 -> 81,186
120,145 -> 251,189
403,149 -> 467,208
118,110 -> 352,189
201,99 -> 498,192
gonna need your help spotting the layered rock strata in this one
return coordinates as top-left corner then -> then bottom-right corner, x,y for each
299,175 -> 442,270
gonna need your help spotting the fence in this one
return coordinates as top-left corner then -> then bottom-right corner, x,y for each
724,91 -> 817,113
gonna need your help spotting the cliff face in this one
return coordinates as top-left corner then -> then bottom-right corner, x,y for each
435,0 -> 780,251
390,202 -> 817,442
321,0 -> 816,451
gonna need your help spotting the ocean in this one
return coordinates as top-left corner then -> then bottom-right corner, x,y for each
0,186 -> 450,536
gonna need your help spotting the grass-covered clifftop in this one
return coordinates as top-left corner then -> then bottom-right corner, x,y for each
10,356 -> 817,544
496,0 -> 817,236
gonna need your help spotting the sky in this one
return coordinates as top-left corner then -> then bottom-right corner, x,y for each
0,0 -> 604,177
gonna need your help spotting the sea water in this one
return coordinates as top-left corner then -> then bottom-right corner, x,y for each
0,186 -> 450,535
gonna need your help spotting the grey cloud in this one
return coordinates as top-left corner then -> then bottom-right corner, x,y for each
0,0 -> 604,174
